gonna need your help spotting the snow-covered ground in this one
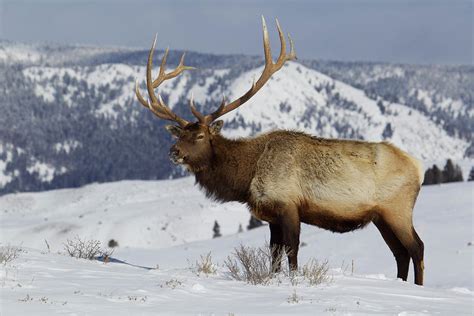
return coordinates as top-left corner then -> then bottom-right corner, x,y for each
0,178 -> 473,315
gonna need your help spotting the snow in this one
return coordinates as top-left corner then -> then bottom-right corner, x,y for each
1,178 -> 473,315
413,88 -> 468,118
0,159 -> 10,187
219,62 -> 469,162
53,140 -> 81,154
33,84 -> 55,103
346,65 -> 405,85
0,177 -> 249,250
386,103 -> 469,161
415,89 -> 434,110
223,62 -> 333,134
0,144 -> 13,187
26,161 -> 56,183
0,43 -> 41,64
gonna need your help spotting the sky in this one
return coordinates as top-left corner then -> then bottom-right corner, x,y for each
0,0 -> 472,65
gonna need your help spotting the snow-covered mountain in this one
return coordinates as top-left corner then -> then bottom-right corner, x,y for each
0,41 -> 472,194
0,178 -> 472,314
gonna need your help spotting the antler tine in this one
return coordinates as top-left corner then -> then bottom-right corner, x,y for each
135,78 -> 180,121
151,46 -> 198,124
153,46 -> 169,87
135,79 -> 149,108
135,34 -> 191,127
261,16 -> 273,66
202,17 -> 297,124
153,50 -> 195,88
171,52 -> 196,76
275,19 -> 286,65
189,93 -> 206,123
146,35 -> 160,105
287,33 -> 296,61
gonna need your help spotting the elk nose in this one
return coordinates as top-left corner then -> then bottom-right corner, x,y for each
169,147 -> 180,158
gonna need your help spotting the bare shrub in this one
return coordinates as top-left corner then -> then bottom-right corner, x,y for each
0,245 -> 21,265
160,278 -> 182,289
63,236 -> 111,260
195,252 -> 217,275
225,244 -> 331,286
224,244 -> 273,285
18,294 -> 33,302
301,258 -> 331,285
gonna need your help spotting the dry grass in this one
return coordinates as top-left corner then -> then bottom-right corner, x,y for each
224,244 -> 274,285
63,236 -> 112,260
301,258 -> 331,285
225,243 -> 331,286
0,245 -> 21,265
161,278 -> 182,289
194,252 -> 217,275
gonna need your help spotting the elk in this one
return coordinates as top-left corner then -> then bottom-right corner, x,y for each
135,17 -> 425,285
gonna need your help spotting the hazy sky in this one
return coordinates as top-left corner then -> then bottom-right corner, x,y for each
1,0 -> 472,65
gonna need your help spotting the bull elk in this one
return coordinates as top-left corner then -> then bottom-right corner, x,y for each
135,17 -> 425,285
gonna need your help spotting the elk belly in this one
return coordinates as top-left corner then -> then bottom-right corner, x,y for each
298,172 -> 378,233
298,199 -> 377,233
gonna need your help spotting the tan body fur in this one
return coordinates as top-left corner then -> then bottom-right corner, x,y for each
249,131 -> 423,229
189,129 -> 425,285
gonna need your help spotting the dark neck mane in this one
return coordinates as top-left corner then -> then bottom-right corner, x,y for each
194,135 -> 263,203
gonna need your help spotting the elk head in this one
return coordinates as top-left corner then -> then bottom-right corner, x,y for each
135,17 -> 296,172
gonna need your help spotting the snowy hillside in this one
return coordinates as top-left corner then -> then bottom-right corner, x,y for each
0,41 -> 472,195
0,177 -> 249,250
20,61 -> 469,161
219,63 -> 469,161
1,178 -> 473,314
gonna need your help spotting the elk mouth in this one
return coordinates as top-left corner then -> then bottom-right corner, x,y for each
169,153 -> 186,165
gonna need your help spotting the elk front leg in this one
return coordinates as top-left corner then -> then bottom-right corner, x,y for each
269,223 -> 284,273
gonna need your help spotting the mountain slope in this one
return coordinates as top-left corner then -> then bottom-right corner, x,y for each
0,177 -> 248,250
0,41 -> 472,194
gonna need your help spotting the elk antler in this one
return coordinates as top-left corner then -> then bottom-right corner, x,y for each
192,16 -> 297,125
135,34 -> 195,127
136,18 -> 296,127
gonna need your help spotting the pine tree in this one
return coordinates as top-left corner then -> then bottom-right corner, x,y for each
247,215 -> 263,230
212,220 -> 221,238
442,159 -> 456,183
423,167 -> 434,185
442,159 -> 463,183
453,164 -> 464,182
377,100 -> 386,114
468,167 -> 474,181
432,165 -> 443,184
238,223 -> 243,233
382,123 -> 393,139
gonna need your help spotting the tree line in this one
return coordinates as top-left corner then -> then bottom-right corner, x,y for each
423,159 -> 470,185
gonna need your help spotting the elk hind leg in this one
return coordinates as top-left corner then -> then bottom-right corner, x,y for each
373,217 -> 410,281
410,227 -> 425,286
386,217 -> 425,286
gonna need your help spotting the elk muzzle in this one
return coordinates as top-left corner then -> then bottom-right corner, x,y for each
169,146 -> 186,165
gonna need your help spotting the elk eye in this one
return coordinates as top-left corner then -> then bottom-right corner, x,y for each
196,134 -> 205,140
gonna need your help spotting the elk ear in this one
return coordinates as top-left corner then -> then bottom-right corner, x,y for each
209,120 -> 224,135
165,125 -> 183,138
